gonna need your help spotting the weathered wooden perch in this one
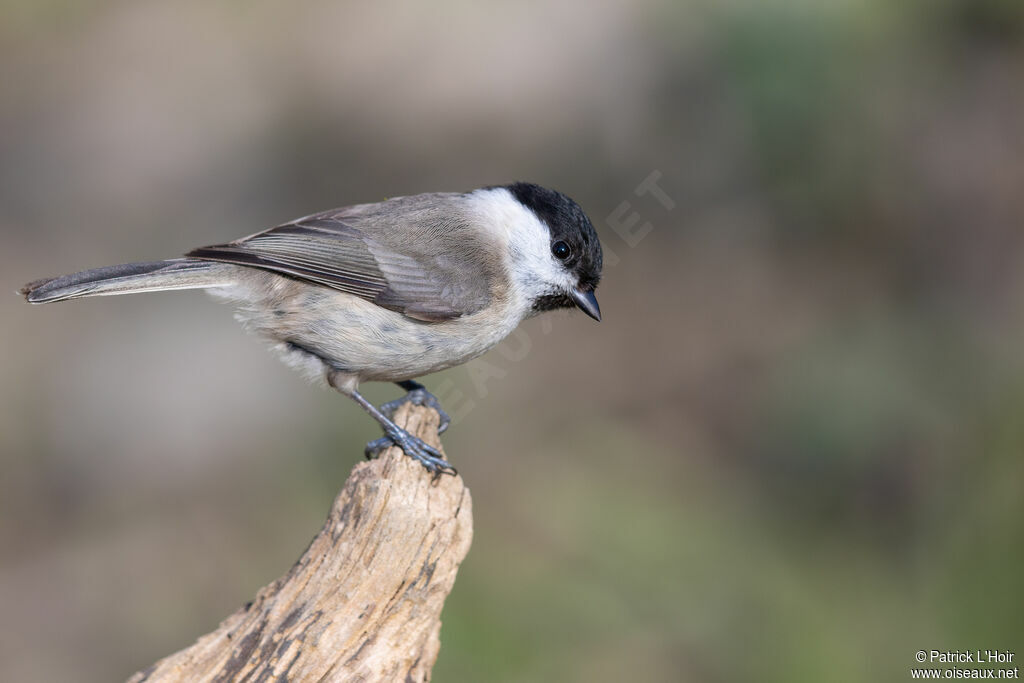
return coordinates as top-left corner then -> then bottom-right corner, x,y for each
128,403 -> 473,682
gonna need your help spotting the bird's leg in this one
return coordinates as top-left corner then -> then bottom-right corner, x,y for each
378,380 -> 451,434
329,372 -> 455,476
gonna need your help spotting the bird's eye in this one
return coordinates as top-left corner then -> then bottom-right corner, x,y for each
551,241 -> 571,260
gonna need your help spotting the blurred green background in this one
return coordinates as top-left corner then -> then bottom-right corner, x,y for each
2,0 -> 1023,681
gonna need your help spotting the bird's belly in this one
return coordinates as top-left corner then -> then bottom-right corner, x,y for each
232,285 -> 521,383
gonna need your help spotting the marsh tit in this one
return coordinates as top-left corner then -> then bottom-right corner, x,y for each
21,183 -> 603,474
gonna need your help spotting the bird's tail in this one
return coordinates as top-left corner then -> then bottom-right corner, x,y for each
19,258 -> 237,304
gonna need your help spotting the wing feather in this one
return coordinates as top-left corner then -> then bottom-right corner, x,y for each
186,197 -> 494,321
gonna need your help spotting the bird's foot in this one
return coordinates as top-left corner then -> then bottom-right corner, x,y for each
365,429 -> 457,477
379,385 -> 451,434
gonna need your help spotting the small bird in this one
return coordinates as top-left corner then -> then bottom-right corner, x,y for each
21,183 -> 603,474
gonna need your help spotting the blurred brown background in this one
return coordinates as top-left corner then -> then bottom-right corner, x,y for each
2,1 -> 1023,681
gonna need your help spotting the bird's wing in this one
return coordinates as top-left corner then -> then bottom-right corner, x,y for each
186,197 -> 494,322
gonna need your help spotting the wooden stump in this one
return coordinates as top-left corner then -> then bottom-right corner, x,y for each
128,403 -> 473,682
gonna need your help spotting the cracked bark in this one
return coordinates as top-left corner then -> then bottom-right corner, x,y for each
127,403 -> 473,682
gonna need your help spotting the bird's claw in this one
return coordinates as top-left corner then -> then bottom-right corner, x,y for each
364,430 -> 457,477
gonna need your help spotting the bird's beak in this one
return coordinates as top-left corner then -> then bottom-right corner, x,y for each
570,289 -> 602,322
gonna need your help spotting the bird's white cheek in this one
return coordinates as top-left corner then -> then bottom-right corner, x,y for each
465,186 -> 575,300
508,250 -> 565,298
